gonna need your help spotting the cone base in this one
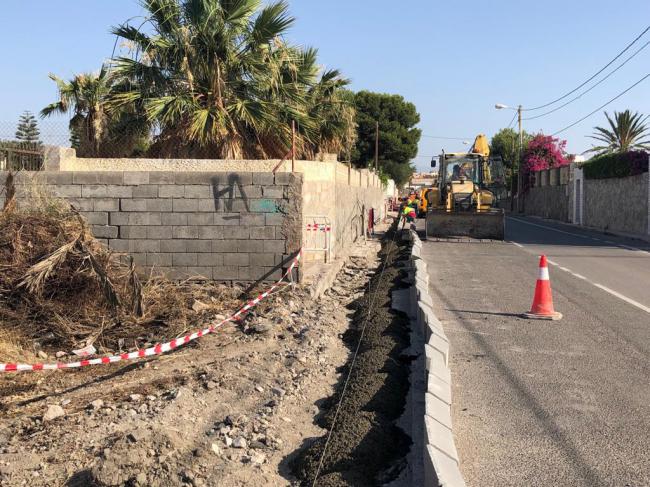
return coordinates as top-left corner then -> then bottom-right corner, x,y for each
522,311 -> 563,321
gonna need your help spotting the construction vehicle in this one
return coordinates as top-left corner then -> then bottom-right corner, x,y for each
425,134 -> 506,239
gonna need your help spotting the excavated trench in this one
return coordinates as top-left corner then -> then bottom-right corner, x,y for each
292,230 -> 413,486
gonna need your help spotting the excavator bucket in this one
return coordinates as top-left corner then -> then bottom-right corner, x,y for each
425,208 -> 505,240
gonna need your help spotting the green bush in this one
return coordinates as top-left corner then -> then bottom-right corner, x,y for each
583,151 -> 648,179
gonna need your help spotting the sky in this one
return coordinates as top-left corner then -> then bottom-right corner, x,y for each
1,0 -> 649,171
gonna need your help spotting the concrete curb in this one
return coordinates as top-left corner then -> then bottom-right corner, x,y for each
407,229 -> 466,487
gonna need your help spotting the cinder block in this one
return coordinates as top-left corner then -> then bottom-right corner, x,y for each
187,213 -> 214,226
81,211 -> 108,225
211,240 -> 239,253
120,226 -> 148,239
159,185 -> 185,198
123,172 -> 149,185
130,239 -> 160,253
90,225 -> 119,239
109,212 -> 129,226
120,199 -> 147,212
198,226 -> 224,239
197,199 -> 217,212
239,185 -> 263,198
249,199 -> 279,213
265,213 -> 284,226
68,198 -> 94,211
250,253 -> 275,267
161,213 -> 187,225
222,253 -> 250,266
214,213 -> 240,226
73,172 -> 123,185
424,445 -> 466,487
53,185 -> 82,198
172,253 -> 198,266
93,198 -> 119,212
263,240 -> 285,253
262,186 -> 284,198
186,240 -> 212,253
212,265 -> 239,280
147,253 -> 172,267
184,185 -> 211,198
173,226 -> 199,239
197,253 -> 224,266
108,239 -> 129,252
174,172 -> 219,185
424,415 -> 459,463
147,226 -> 173,239
132,185 -> 159,198
425,392 -> 452,429
172,198 -> 200,212
249,226 -> 275,239
262,267 -> 282,281
128,212 -> 162,226
106,185 -> 133,198
144,198 -> 172,212
222,226 -> 250,239
160,240 -> 186,253
253,173 -> 274,185
42,172 -> 73,185
240,213 -> 265,226
274,172 -> 292,184
428,373 -> 452,405
148,172 -> 175,184
184,267 -> 212,280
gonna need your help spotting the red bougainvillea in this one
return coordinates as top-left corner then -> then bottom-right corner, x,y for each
523,134 -> 570,171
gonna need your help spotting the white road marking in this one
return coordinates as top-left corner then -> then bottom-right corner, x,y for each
510,240 -> 649,314
508,217 -> 649,255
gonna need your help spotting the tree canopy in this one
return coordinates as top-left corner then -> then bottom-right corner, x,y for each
352,91 -> 421,186
15,111 -> 41,144
489,128 -> 532,172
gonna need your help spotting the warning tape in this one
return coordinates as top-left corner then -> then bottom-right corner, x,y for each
0,251 -> 302,373
306,223 -> 331,232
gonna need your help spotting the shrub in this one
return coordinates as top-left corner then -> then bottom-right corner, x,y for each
583,151 -> 649,179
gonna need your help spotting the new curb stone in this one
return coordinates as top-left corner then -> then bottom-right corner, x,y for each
408,229 -> 466,487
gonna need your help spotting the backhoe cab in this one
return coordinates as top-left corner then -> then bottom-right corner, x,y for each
425,134 -> 505,240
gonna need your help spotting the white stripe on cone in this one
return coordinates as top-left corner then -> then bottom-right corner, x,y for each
538,266 -> 550,281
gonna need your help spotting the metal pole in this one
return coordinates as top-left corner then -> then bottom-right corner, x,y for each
517,105 -> 523,213
291,120 -> 296,172
374,121 -> 379,172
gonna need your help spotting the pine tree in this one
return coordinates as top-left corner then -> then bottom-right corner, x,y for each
15,111 -> 41,144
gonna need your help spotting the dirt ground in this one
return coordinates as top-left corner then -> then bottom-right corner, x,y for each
291,231 -> 412,486
0,240 -> 381,487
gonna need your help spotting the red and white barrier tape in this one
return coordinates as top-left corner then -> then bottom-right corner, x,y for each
0,251 -> 302,373
306,224 -> 331,232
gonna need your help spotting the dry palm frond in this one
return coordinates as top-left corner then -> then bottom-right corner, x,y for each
2,172 -> 16,212
129,256 -> 144,318
18,235 -> 83,295
83,242 -> 120,310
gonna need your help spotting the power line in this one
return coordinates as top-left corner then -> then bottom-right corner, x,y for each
524,24 -> 650,111
507,111 -> 518,128
420,135 -> 470,140
552,72 -> 650,135
524,39 -> 650,121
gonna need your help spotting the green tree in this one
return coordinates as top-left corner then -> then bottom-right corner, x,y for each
41,67 -> 149,157
586,110 -> 650,155
110,0 -> 353,159
489,128 -> 532,172
15,111 -> 41,144
352,91 -> 421,186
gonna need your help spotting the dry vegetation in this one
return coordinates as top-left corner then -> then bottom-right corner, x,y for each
0,174 -> 242,363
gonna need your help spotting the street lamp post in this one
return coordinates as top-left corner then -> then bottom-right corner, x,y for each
495,103 -> 523,212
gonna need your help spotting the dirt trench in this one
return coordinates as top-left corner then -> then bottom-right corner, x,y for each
291,230 -> 413,486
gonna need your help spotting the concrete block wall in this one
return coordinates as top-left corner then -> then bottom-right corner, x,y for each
408,230 -> 466,487
1,171 -> 302,282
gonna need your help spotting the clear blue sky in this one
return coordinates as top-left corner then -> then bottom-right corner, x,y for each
1,0 -> 649,170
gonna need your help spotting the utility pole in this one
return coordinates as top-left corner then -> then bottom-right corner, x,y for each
374,121 -> 379,172
291,120 -> 296,172
517,105 -> 523,213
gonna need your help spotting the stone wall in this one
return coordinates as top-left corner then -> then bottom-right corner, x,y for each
584,173 -> 648,235
523,184 -> 570,222
1,170 -> 302,282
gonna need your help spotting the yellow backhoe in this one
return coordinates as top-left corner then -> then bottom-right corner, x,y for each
425,134 -> 505,239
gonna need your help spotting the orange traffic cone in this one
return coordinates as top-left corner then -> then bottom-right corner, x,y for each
523,255 -> 563,321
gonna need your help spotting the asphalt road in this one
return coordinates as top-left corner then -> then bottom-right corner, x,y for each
419,216 -> 650,487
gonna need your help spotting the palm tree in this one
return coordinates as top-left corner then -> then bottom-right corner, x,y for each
586,110 -> 650,155
41,68 -> 112,157
110,0 -> 354,159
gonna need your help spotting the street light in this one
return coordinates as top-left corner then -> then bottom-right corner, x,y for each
495,102 -> 524,212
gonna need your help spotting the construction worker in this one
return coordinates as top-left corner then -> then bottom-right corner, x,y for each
401,200 -> 417,229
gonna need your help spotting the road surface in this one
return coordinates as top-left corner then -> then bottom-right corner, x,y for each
420,215 -> 650,487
